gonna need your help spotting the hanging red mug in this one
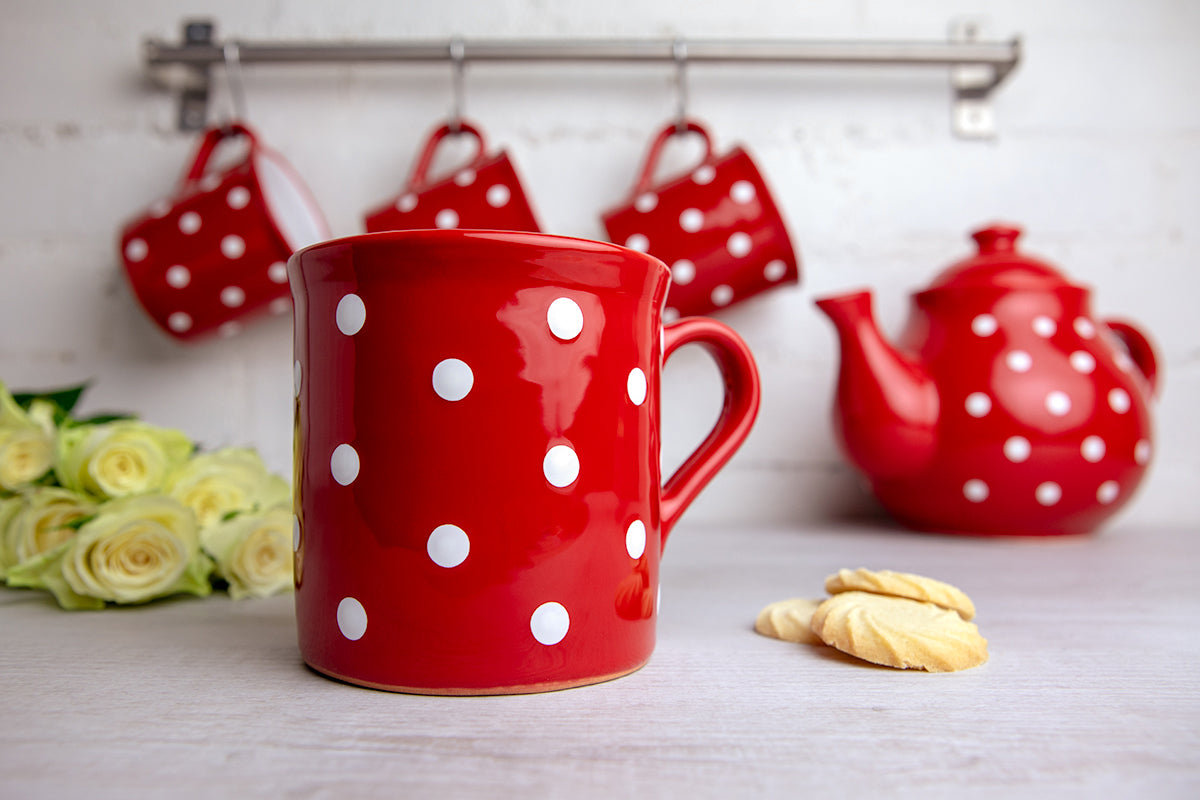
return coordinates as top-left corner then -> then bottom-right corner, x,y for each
601,119 -> 800,319
119,122 -> 329,341
363,121 -> 541,234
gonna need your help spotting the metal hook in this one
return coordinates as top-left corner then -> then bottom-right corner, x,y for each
223,40 -> 248,122
449,36 -> 466,132
672,37 -> 689,132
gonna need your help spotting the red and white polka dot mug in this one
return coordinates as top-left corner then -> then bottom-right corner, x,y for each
363,121 -> 541,234
601,119 -> 800,319
119,122 -> 329,341
289,230 -> 761,694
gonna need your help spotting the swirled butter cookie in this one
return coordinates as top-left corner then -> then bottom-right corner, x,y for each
825,568 -> 976,621
810,591 -> 988,672
754,597 -> 823,645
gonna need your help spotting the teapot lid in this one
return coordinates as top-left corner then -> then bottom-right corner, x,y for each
927,224 -> 1075,291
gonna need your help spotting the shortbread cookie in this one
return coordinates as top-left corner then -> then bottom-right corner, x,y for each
810,591 -> 988,672
754,598 -> 823,645
825,568 -> 976,620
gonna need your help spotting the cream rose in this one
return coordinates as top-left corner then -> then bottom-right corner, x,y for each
0,385 -> 56,492
0,487 -> 97,579
0,496 -> 20,576
200,504 -> 294,599
166,447 -> 289,529
56,421 -> 193,499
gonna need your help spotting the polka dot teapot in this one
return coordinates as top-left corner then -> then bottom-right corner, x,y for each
815,224 -> 1159,535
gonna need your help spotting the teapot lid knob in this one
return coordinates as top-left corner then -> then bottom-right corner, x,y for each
972,224 -> 1022,254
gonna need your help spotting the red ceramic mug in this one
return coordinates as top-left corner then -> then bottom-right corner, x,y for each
289,230 -> 761,694
602,119 -> 800,319
120,122 -> 329,341
363,121 -> 541,234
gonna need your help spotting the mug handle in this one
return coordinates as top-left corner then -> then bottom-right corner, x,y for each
182,122 -> 257,184
659,316 -> 761,547
1105,318 -> 1160,398
631,119 -> 714,198
407,121 -> 488,192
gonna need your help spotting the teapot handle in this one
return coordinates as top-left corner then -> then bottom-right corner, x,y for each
1105,319 -> 1160,398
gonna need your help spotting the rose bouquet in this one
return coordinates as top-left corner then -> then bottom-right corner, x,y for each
0,380 -> 293,609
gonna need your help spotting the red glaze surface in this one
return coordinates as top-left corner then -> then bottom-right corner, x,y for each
119,122 -> 329,342
817,224 -> 1159,536
602,119 -> 799,318
289,230 -> 760,693
364,121 -> 541,234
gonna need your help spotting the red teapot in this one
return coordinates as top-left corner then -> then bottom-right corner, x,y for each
816,224 -> 1159,536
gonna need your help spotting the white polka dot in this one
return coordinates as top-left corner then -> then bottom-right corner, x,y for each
292,515 -> 301,552
226,186 -> 251,209
1070,351 -> 1096,374
965,392 -> 992,417
125,238 -> 149,262
1045,391 -> 1072,416
396,193 -> 418,213
730,180 -> 756,204
1081,435 -> 1106,462
199,174 -> 221,192
1032,316 -> 1057,337
454,169 -> 476,186
219,322 -> 242,338
268,261 -> 288,284
1004,436 -> 1031,463
764,259 -> 787,282
1135,440 -> 1152,464
269,297 -> 290,315
432,358 -> 473,401
1006,350 -> 1033,372
220,285 -> 246,308
148,199 -> 171,218
693,165 -> 716,185
530,601 -> 569,645
711,285 -> 734,307
1108,388 -> 1131,414
663,307 -> 680,323
625,233 -> 649,252
165,265 -> 191,288
543,444 -> 580,488
337,597 -> 367,641
435,208 -> 459,229
1115,352 -> 1135,372
1074,317 -> 1096,338
967,313 -> 997,336
427,524 -> 470,568
679,208 -> 704,233
336,293 -> 366,335
486,184 -> 511,207
330,443 -> 360,486
293,360 -> 302,398
671,260 -> 696,285
727,232 -> 753,258
963,479 -> 989,502
547,297 -> 584,341
167,312 -> 193,333
1036,482 -> 1062,506
626,520 -> 647,559
221,235 -> 246,259
627,367 -> 647,406
1097,481 -> 1120,504
178,211 -> 202,234
634,193 -> 658,213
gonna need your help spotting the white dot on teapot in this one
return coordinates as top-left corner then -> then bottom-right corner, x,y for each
178,211 -> 202,234
165,265 -> 191,288
730,180 -> 756,204
1074,317 -> 1096,338
727,232 -> 753,258
125,238 -> 149,262
432,358 -> 474,401
626,520 -> 647,559
963,479 -> 989,502
1036,482 -> 1062,506
693,165 -> 716,185
971,314 -> 998,337
1006,350 -> 1033,372
435,208 -> 459,229
268,262 -> 288,284
764,260 -> 787,282
530,601 -> 570,646
626,233 -> 649,252
218,321 -> 241,338
663,307 -> 680,323
427,524 -> 470,568
330,443 -> 360,486
711,285 -> 735,307
148,199 -> 171,218
337,597 -> 368,641
1097,481 -> 1120,504
1045,391 -> 1072,416
543,444 -> 580,488
167,311 -> 193,333
1004,436 -> 1031,463
1135,440 -> 1152,464
270,298 -> 290,315
486,184 -> 511,208
454,169 -> 476,186
336,293 -> 366,336
226,186 -> 251,209
965,392 -> 991,417
1108,388 -> 1131,414
635,193 -> 658,212
1033,316 -> 1057,337
1070,351 -> 1096,374
221,235 -> 246,259
670,260 -> 696,285
627,367 -> 647,406
1081,436 -> 1106,463
220,286 -> 246,308
680,208 -> 704,233
547,297 -> 584,341
396,193 -> 418,213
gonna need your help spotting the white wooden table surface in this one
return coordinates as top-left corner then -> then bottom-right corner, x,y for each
3,520 -> 1198,799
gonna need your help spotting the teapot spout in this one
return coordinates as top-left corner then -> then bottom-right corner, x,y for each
815,291 -> 939,480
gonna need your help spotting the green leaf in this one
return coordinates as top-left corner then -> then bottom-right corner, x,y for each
11,382 -> 90,417
69,413 -> 137,427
